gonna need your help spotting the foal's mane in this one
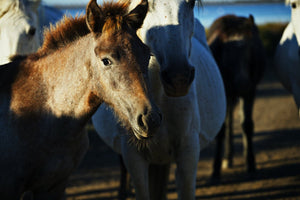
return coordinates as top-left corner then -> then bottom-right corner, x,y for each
38,16 -> 89,56
33,1 -> 130,58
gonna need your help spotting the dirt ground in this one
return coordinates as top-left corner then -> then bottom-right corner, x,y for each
65,62 -> 300,200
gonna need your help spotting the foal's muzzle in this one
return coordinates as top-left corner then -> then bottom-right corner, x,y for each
134,106 -> 162,140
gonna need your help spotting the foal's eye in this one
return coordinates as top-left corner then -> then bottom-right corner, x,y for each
102,58 -> 112,66
292,2 -> 297,8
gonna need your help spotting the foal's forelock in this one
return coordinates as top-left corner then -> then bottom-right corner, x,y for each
36,1 -> 136,57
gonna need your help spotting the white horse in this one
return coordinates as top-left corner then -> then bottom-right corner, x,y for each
0,0 -> 63,65
0,0 -> 40,64
274,0 -> 300,115
23,0 -> 64,42
92,0 -> 226,199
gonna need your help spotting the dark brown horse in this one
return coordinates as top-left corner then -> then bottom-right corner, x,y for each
207,14 -> 266,180
0,0 -> 161,199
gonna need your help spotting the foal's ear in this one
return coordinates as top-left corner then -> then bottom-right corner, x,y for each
124,0 -> 148,30
86,0 -> 104,33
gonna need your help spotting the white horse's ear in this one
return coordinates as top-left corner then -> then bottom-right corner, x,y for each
187,0 -> 196,7
124,0 -> 148,30
86,0 -> 104,33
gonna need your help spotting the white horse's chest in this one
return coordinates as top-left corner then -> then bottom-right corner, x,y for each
145,135 -> 175,164
141,95 -> 198,164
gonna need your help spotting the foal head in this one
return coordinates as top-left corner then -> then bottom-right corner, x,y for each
86,0 -> 161,139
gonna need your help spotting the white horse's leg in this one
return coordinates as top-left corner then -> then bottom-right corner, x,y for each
149,164 -> 170,200
118,155 -> 131,200
175,134 -> 200,200
121,143 -> 150,200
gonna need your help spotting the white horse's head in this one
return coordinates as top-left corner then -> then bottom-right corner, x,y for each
0,0 -> 40,64
130,0 -> 196,97
287,0 -> 300,47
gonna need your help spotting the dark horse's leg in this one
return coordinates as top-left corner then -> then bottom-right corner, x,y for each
240,94 -> 256,173
223,102 -> 234,169
211,102 -> 234,181
211,123 -> 225,180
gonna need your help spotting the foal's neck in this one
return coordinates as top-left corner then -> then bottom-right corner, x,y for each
10,34 -> 102,123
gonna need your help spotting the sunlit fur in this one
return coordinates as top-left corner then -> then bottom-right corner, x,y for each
33,1 -> 131,57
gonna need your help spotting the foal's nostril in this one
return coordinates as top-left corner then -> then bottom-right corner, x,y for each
158,112 -> 162,122
27,27 -> 36,36
137,114 -> 147,131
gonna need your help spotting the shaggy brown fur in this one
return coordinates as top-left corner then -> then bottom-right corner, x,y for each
35,1 -> 134,58
40,16 -> 89,55
207,14 -> 254,44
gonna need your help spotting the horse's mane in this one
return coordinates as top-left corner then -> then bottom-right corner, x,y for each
0,0 -> 22,17
207,14 -> 254,41
37,15 -> 89,56
31,1 -> 130,59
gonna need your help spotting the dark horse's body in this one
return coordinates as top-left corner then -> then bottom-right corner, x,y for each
207,14 -> 266,180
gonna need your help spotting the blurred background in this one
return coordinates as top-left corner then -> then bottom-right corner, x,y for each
42,0 -> 290,28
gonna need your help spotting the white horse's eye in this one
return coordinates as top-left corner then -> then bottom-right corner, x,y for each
292,2 -> 297,8
102,58 -> 112,66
